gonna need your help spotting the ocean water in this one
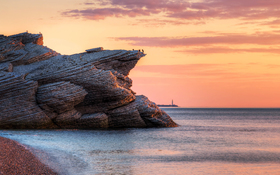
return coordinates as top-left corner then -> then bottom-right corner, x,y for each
1,108 -> 280,174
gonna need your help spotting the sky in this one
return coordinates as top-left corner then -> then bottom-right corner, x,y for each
1,0 -> 280,107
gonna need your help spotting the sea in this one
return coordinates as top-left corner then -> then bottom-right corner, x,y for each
1,108 -> 280,175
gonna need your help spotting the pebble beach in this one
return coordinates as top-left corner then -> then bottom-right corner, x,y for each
0,136 -> 57,175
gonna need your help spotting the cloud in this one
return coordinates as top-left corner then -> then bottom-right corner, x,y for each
236,19 -> 280,28
261,19 -> 280,28
62,0 -> 280,21
110,0 -> 190,12
131,64 -> 277,81
266,64 -> 280,69
84,2 -> 95,5
176,47 -> 280,54
62,8 -> 152,20
130,19 -> 205,27
62,0 -> 190,20
132,64 -> 238,77
186,0 -> 280,20
114,32 -> 280,47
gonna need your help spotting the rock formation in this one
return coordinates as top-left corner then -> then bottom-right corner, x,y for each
0,32 -> 177,129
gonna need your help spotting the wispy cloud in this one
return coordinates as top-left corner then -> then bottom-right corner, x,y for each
131,64 -> 238,80
114,32 -> 280,47
62,0 -> 190,20
170,0 -> 280,20
130,19 -> 205,27
61,1 -> 280,54
177,47 -> 280,54
131,64 -> 280,81
131,63 -> 280,81
61,8 -> 152,20
62,0 -> 280,22
261,19 -> 280,28
266,64 -> 280,69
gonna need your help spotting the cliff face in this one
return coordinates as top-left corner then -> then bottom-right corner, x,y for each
0,32 -> 177,129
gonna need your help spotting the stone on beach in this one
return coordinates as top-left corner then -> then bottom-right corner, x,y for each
0,32 -> 177,129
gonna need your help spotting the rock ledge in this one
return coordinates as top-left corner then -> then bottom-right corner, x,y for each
0,32 -> 177,129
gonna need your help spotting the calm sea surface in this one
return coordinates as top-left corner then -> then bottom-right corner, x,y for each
1,108 -> 280,175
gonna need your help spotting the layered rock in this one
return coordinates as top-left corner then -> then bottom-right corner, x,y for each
54,109 -> 82,129
76,113 -> 108,129
37,81 -> 88,114
0,32 -> 58,66
0,62 -> 12,72
107,102 -> 146,128
0,32 -> 177,129
134,95 -> 177,127
0,71 -> 55,129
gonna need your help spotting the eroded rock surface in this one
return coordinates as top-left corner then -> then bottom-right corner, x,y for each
0,71 -> 55,129
0,32 -> 177,129
37,81 -> 88,114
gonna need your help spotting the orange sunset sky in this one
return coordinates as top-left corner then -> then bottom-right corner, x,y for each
1,0 -> 280,107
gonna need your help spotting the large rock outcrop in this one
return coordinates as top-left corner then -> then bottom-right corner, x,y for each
0,32 -> 177,129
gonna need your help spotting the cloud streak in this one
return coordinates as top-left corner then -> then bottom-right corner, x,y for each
61,1 -> 280,54
132,64 -> 238,79
177,47 -> 280,54
62,0 -> 280,22
61,8 -> 152,20
130,19 -> 205,27
62,0 -> 190,20
114,32 -> 280,47
131,64 -> 280,81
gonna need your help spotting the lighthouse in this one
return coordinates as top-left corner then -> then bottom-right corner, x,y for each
172,99 -> 173,106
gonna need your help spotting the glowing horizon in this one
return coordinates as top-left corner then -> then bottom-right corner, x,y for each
1,0 -> 280,107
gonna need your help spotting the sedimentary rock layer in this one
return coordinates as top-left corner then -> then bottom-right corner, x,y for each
37,81 -> 88,114
0,32 -> 177,129
0,72 -> 54,129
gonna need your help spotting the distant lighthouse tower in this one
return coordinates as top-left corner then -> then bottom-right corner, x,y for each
172,99 -> 173,106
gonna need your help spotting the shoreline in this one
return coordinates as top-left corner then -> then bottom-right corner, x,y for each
0,136 -> 58,175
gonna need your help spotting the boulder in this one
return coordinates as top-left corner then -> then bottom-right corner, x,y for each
135,95 -> 178,127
